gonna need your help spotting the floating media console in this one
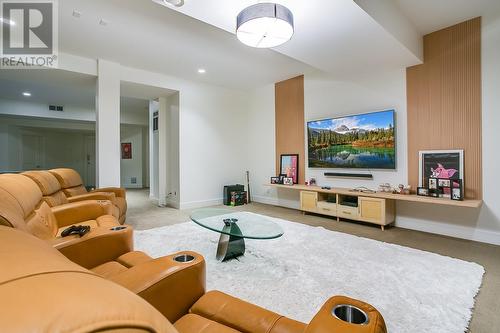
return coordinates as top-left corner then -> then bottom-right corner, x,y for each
324,172 -> 373,179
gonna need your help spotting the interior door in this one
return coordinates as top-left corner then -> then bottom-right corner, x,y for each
21,134 -> 43,171
84,135 -> 96,188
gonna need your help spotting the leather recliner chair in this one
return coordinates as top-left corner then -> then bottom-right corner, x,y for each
0,226 -> 387,333
0,173 -> 120,241
22,170 -> 121,220
50,168 -> 128,224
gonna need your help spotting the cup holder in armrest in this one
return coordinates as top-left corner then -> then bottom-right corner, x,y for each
173,254 -> 195,263
332,304 -> 369,325
110,226 -> 127,231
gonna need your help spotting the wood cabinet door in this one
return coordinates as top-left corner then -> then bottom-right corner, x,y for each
359,197 -> 384,223
300,191 -> 318,212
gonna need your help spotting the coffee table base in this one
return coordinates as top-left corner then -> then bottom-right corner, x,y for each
216,223 -> 246,261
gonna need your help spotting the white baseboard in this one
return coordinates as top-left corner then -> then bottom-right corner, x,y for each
396,219 -> 500,246
179,198 -> 223,210
253,196 -> 500,246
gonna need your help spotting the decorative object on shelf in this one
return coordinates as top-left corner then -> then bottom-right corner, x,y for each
428,178 -> 438,190
451,179 -> 464,201
349,187 -> 376,194
437,178 -> 452,198
417,187 -> 429,196
396,184 -> 412,195
280,154 -> 299,184
308,110 -> 396,169
270,177 -> 280,184
121,142 -> 132,159
283,177 -> 294,186
236,3 -> 294,48
309,178 -> 317,186
378,183 -> 393,193
278,174 -> 287,184
428,189 -> 440,198
419,150 -> 464,187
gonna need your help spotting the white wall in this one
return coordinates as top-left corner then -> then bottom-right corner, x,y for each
248,15 -> 500,245
120,125 -> 146,188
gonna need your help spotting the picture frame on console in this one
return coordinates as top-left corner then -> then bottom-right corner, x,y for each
451,179 -> 464,201
270,177 -> 280,184
283,177 -> 294,186
280,154 -> 299,184
419,150 -> 464,187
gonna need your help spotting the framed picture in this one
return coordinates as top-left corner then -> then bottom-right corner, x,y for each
280,154 -> 299,184
417,187 -> 429,196
121,143 -> 132,159
270,177 -> 280,184
438,178 -> 451,198
428,178 -> 438,190
428,189 -> 440,198
278,174 -> 287,184
451,179 -> 464,201
283,177 -> 294,186
418,150 -> 464,187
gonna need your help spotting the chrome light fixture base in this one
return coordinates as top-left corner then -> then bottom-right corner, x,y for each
236,3 -> 294,48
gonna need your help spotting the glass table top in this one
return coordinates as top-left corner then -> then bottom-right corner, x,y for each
190,208 -> 284,240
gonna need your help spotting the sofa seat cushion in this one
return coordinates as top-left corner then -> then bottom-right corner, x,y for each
117,251 -> 152,268
175,314 -> 241,333
91,261 -> 129,278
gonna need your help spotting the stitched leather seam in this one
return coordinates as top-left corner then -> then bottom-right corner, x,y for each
0,186 -> 29,219
0,270 -> 99,286
267,315 -> 284,333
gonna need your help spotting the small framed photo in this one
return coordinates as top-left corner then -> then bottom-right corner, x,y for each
437,178 -> 451,198
278,174 -> 287,184
270,177 -> 280,184
437,179 -> 451,188
428,189 -> 440,198
451,179 -> 464,201
417,187 -> 429,196
428,178 -> 438,190
283,177 -> 294,186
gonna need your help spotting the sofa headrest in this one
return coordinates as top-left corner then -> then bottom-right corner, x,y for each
22,170 -> 62,196
0,174 -> 42,219
0,226 -> 177,333
49,168 -> 84,188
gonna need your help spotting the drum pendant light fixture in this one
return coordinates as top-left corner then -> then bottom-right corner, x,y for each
236,3 -> 294,48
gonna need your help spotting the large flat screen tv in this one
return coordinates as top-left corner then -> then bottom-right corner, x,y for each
307,110 -> 396,169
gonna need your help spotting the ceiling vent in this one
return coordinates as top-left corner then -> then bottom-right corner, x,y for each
49,105 -> 64,112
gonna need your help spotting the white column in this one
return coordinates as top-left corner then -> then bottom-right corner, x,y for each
158,96 -> 168,206
96,59 -> 121,187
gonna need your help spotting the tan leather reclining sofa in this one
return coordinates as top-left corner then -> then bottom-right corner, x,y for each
0,226 -> 387,333
50,168 -> 128,224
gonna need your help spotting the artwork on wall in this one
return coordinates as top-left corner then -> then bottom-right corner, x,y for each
418,150 -> 464,187
307,110 -> 396,169
121,143 -> 132,159
280,154 -> 299,184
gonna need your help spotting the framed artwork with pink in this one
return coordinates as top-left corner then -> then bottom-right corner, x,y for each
280,154 -> 299,184
418,150 -> 464,187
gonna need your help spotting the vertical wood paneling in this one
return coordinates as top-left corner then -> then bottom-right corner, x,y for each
407,18 -> 482,199
275,75 -> 305,184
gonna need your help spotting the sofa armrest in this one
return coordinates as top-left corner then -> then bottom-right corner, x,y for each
52,225 -> 133,269
52,200 -> 115,228
67,192 -> 116,204
305,296 -> 386,333
109,251 -> 206,323
93,187 -> 126,199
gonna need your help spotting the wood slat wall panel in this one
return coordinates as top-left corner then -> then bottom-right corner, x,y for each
275,75 -> 305,184
407,17 -> 482,199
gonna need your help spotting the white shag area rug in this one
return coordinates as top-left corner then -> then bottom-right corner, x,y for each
134,212 -> 484,333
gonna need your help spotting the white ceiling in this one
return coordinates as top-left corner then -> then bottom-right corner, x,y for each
394,0 -> 500,34
155,0 -> 422,78
59,0 -> 313,89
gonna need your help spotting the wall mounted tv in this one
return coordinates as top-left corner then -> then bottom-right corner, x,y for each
307,110 -> 396,169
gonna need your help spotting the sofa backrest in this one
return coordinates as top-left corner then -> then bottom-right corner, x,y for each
0,226 -> 177,333
50,168 -> 88,196
0,174 -> 58,239
22,170 -> 69,207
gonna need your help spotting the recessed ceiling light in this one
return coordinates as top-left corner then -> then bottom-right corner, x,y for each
22,92 -> 31,97
0,17 -> 16,26
198,69 -> 206,74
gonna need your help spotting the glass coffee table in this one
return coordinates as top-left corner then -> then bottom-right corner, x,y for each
190,208 -> 284,262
